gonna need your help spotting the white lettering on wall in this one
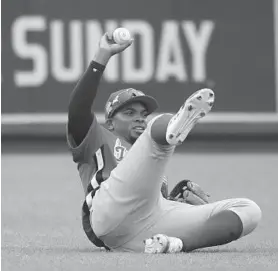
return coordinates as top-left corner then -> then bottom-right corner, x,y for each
50,20 -> 83,82
10,17 -> 215,87
156,21 -> 187,82
12,16 -> 47,87
182,21 -> 214,82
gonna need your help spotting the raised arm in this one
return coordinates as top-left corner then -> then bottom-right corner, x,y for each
67,33 -> 133,146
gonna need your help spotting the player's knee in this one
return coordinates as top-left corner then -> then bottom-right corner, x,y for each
229,198 -> 262,237
244,199 -> 262,235
148,113 -> 176,149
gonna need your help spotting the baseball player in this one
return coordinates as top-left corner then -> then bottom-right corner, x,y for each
67,32 -> 262,253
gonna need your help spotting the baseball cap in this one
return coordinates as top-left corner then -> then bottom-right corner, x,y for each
105,88 -> 158,119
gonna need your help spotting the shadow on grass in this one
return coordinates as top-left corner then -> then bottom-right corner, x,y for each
2,245 -> 278,255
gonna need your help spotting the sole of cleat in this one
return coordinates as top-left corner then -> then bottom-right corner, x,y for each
166,88 -> 215,145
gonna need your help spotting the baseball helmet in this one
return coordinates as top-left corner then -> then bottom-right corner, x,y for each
105,88 -> 158,119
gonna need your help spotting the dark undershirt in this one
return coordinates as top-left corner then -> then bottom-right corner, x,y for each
68,61 -> 106,146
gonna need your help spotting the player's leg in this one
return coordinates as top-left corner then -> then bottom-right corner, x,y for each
91,89 -> 215,246
189,198 -> 262,250
91,113 -> 176,244
179,198 -> 261,251
122,197 -> 261,252
102,88 -> 214,202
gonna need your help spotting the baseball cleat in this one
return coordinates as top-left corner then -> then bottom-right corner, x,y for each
166,88 -> 214,145
144,234 -> 183,254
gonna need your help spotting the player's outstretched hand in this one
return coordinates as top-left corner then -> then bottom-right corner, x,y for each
99,32 -> 133,56
93,32 -> 133,65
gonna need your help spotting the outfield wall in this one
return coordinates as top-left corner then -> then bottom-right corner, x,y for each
2,0 -> 278,137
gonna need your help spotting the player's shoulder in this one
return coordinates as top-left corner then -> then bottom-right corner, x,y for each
101,126 -> 129,147
101,125 -> 118,141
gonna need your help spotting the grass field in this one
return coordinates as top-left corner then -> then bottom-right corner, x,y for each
2,139 -> 278,271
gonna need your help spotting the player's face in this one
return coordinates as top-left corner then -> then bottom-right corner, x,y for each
111,102 -> 148,144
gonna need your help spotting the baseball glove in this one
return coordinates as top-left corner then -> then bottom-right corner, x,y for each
168,180 -> 210,205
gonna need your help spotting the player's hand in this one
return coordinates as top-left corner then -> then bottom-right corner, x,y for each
100,32 -> 133,56
168,180 -> 210,205
93,32 -> 133,65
